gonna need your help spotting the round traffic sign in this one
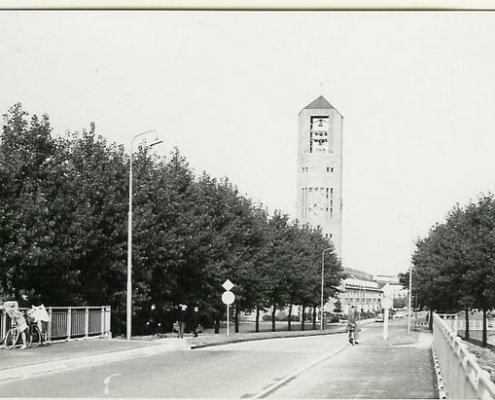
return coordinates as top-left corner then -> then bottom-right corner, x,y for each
382,297 -> 393,310
222,291 -> 235,305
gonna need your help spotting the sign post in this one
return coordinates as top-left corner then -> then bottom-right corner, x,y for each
382,296 -> 393,340
222,279 -> 235,336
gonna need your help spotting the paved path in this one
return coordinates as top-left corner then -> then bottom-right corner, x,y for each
269,322 -> 437,399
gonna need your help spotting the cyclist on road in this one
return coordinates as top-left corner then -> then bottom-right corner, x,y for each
347,305 -> 360,345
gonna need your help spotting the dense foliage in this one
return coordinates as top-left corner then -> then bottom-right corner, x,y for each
404,195 -> 495,346
0,104 -> 344,335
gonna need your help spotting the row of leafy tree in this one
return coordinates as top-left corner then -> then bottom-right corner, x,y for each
0,104 -> 344,335
402,194 -> 495,347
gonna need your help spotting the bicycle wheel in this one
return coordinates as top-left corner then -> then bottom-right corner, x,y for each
29,325 -> 42,348
4,329 -> 19,350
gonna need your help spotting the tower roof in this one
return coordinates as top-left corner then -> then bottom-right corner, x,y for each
300,95 -> 342,116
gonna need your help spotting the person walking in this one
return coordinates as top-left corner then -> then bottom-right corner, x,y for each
192,306 -> 200,337
177,304 -> 187,338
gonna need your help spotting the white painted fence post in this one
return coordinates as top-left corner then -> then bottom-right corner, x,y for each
85,307 -> 89,338
67,307 -> 72,340
105,306 -> 111,336
47,307 -> 52,341
1,311 -> 6,344
100,306 -> 105,336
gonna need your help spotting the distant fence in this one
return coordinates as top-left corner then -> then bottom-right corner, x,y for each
437,313 -> 495,337
434,313 -> 495,399
0,306 -> 111,343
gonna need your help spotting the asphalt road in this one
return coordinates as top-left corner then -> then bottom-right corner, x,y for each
0,318 -> 436,398
0,331 -> 350,398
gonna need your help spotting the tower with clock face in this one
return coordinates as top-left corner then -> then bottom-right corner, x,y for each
296,95 -> 343,258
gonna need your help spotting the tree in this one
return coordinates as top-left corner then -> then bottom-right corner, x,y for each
409,195 -> 495,346
0,104 -> 347,337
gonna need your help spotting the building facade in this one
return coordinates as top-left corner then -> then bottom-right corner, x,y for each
296,95 -> 343,257
337,277 -> 384,315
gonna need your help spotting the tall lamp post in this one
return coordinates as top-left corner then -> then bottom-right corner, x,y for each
398,215 -> 415,337
127,130 -> 163,340
407,264 -> 413,335
320,247 -> 333,331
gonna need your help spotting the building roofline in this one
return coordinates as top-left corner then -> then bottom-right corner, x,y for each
298,95 -> 342,117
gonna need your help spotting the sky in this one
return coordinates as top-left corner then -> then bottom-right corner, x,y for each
1,11 -> 495,277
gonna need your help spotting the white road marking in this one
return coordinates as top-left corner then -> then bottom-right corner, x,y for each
103,373 -> 122,395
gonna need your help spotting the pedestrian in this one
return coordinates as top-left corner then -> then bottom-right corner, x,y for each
177,304 -> 187,338
28,295 -> 50,344
192,306 -> 200,337
1,300 -> 28,349
348,305 -> 360,344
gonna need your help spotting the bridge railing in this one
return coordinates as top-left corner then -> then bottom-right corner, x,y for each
0,306 -> 111,343
434,312 -> 495,399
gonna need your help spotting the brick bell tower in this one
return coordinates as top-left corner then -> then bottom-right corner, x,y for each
296,95 -> 343,258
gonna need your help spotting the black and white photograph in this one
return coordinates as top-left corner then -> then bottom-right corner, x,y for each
0,9 -> 495,399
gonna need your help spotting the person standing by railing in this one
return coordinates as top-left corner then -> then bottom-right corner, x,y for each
20,293 -> 50,344
27,304 -> 50,344
1,300 -> 28,349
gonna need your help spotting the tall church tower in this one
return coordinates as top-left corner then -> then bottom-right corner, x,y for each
296,95 -> 343,258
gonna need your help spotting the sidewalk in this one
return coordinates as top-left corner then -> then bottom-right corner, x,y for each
0,337 -> 188,382
269,321 -> 438,399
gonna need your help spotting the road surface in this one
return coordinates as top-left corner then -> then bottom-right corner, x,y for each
0,319 -> 436,398
0,331 -> 349,397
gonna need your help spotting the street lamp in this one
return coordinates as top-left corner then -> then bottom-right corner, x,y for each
320,247 -> 333,331
398,215 -> 415,337
127,130 -> 163,340
407,264 -> 413,335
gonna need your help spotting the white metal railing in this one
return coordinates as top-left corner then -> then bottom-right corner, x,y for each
456,320 -> 495,331
437,314 -> 495,337
434,312 -> 495,399
0,306 -> 111,343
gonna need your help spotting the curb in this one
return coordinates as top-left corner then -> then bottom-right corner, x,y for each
189,328 -> 348,349
0,341 -> 189,383
432,346 -> 447,399
189,319 -> 376,350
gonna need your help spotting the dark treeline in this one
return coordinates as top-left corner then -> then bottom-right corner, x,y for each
401,194 -> 495,347
0,104 -> 344,336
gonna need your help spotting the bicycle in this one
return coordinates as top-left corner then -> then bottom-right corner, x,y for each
27,322 -> 43,348
3,322 -> 42,349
